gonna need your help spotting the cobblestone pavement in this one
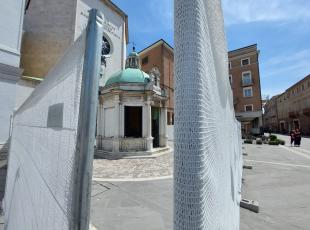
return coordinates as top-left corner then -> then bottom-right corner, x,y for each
93,151 -> 173,180
93,141 -> 174,180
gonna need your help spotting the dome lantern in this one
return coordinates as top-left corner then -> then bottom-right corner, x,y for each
125,47 -> 140,69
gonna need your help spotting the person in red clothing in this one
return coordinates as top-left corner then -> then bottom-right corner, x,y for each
294,129 -> 302,147
290,130 -> 295,147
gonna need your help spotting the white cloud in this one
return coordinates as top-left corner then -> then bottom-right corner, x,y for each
264,49 -> 310,67
222,0 -> 310,25
261,49 -> 310,96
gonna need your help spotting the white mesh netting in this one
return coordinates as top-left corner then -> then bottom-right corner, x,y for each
174,0 -> 243,229
3,31 -> 87,230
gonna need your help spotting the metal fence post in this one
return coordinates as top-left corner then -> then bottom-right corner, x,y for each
74,9 -> 103,230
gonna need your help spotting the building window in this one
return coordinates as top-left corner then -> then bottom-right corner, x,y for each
244,104 -> 253,112
243,87 -> 253,97
102,36 -> 111,56
242,71 -> 252,85
167,111 -> 171,125
142,56 -> 149,65
229,74 -> 232,85
229,62 -> 232,69
241,58 -> 250,66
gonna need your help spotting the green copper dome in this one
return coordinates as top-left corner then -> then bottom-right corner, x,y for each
105,68 -> 150,86
128,51 -> 139,57
105,48 -> 150,87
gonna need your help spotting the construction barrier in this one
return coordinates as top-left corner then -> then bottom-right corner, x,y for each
3,9 -> 102,230
174,0 -> 243,229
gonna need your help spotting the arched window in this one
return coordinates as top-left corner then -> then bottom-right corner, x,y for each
102,36 -> 111,56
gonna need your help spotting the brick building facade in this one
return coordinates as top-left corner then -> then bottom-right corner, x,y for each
264,74 -> 310,135
139,42 -> 263,133
228,44 -> 263,135
139,39 -> 175,125
263,95 -> 279,132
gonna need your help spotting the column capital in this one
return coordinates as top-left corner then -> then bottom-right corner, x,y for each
160,101 -> 167,108
145,96 -> 152,106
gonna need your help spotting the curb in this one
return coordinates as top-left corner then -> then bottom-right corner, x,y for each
92,175 -> 173,182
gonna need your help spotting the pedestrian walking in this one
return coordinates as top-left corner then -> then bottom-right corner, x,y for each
269,127 -> 272,136
290,130 -> 295,147
294,129 -> 301,147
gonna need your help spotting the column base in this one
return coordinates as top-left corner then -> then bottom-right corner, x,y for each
112,138 -> 120,152
159,135 -> 168,147
146,137 -> 153,151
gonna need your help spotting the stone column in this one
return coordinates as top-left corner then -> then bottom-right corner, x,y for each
145,96 -> 153,151
259,115 -> 263,127
97,103 -> 105,136
119,102 -> 124,138
113,94 -> 120,152
159,105 -> 168,147
142,104 -> 147,138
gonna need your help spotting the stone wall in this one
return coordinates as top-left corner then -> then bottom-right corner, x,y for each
0,65 -> 20,144
0,0 -> 25,144
0,0 -> 25,67
76,0 -> 127,86
120,138 -> 147,152
21,0 -> 77,78
97,137 -> 147,152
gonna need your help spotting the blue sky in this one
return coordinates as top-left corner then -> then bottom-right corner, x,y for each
113,0 -> 310,97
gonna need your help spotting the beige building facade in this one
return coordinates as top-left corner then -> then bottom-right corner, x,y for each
263,95 -> 279,132
264,74 -> 310,135
228,44 -> 263,135
21,0 -> 128,86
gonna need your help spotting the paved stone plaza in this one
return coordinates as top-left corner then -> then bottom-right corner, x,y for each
93,151 -> 173,181
241,136 -> 310,229
1,136 -> 310,229
90,136 -> 310,230
93,142 -> 174,181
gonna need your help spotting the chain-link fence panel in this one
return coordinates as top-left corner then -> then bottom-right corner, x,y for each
3,9 -> 102,230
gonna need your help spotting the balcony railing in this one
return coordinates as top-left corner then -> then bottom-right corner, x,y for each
289,111 -> 298,118
303,107 -> 310,116
241,79 -> 254,87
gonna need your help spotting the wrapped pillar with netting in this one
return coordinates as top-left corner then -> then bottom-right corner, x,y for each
174,0 -> 243,229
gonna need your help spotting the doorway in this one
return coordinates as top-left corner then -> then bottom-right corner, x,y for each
293,119 -> 300,130
124,106 -> 142,138
280,121 -> 285,133
152,107 -> 160,148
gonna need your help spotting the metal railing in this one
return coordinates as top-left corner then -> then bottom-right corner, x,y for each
241,78 -> 254,87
